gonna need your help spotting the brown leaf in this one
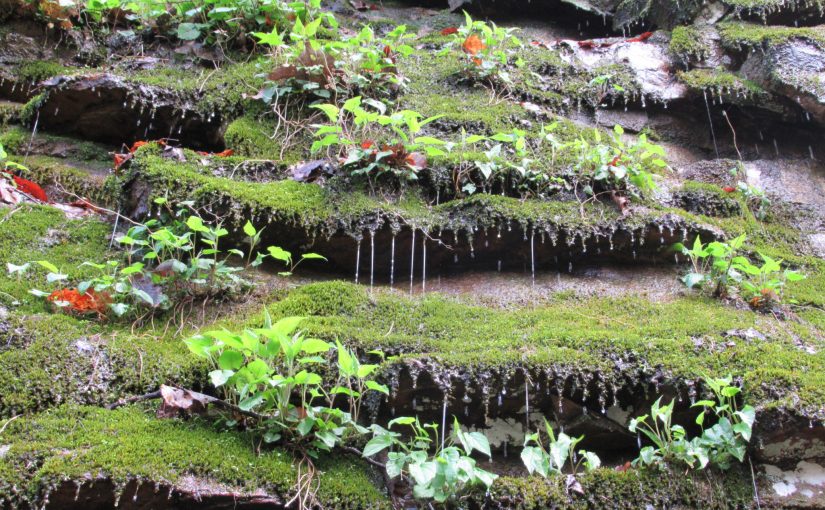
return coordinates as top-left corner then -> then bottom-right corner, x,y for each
405,152 -> 427,171
565,474 -> 584,495
157,385 -> 209,418
462,34 -> 486,56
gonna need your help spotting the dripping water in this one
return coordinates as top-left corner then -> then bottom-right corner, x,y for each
409,229 -> 416,293
421,237 -> 427,291
354,239 -> 361,284
703,90 -> 719,159
369,231 -> 375,288
390,235 -> 395,287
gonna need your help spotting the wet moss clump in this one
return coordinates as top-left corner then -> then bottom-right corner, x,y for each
677,68 -> 767,98
669,25 -> 714,62
0,405 -> 388,509
719,22 -> 825,50
473,466 -> 752,509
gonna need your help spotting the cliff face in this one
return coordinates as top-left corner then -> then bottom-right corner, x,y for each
0,0 -> 824,508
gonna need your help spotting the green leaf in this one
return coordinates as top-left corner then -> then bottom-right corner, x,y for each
243,221 -> 257,237
365,380 -> 389,395
186,216 -> 209,233
177,22 -> 202,41
210,369 -> 234,387
267,246 -> 292,265
301,338 -> 333,354
36,260 -> 59,273
300,253 -> 327,261
218,350 -> 244,370
363,434 -> 394,457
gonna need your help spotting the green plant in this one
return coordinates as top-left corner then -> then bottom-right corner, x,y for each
449,12 -> 522,88
572,125 -> 664,202
186,315 -> 388,452
521,419 -> 601,477
629,376 -> 755,470
363,416 -> 497,503
674,234 -> 804,308
311,97 -> 445,187
732,252 -> 804,308
736,180 -> 771,220
13,199 -> 322,320
0,143 -> 26,173
258,21 -> 412,104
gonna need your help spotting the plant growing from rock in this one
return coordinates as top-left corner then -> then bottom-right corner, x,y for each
310,96 -> 446,188
629,376 -> 754,470
447,12 -> 522,89
571,125 -> 664,211
673,234 -> 804,309
186,315 -> 388,451
12,200 -> 322,321
363,416 -> 497,503
521,419 -> 601,478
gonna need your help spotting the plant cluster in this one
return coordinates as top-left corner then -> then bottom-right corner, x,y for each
9,198 -> 323,320
630,376 -> 755,470
570,125 -> 663,204
444,12 -> 522,89
187,315 -> 388,453
310,96 -> 445,187
521,419 -> 601,477
364,417 -> 497,502
674,234 -> 804,309
257,20 -> 413,104
28,0 -> 325,47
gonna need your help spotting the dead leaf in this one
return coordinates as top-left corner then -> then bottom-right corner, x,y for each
405,152 -> 427,171
565,474 -> 584,495
157,385 -> 209,418
290,159 -> 333,183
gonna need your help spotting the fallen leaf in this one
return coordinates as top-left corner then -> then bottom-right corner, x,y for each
722,186 -> 736,193
615,461 -> 632,472
113,152 -> 132,169
4,172 -> 48,202
47,288 -> 110,316
565,474 -> 584,495
290,159 -> 333,183
626,31 -> 654,43
157,385 -> 209,418
440,27 -> 458,36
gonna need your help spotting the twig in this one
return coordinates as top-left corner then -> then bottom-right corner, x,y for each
0,415 -> 20,436
721,110 -> 742,161
749,455 -> 761,509
105,390 -> 161,409
342,446 -> 386,470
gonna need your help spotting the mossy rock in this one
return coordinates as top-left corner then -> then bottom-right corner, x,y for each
0,405 -> 389,509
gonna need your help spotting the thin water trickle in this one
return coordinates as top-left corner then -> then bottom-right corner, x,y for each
354,240 -> 361,284
421,237 -> 427,291
773,139 -> 779,156
703,90 -> 720,159
409,229 -> 416,293
441,397 -> 448,450
23,109 -> 40,164
369,232 -> 375,288
390,235 -> 396,287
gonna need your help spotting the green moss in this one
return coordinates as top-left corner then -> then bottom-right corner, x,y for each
223,114 -> 307,163
0,101 -> 22,126
259,280 -> 825,415
23,155 -> 115,206
669,26 -> 713,61
0,405 -> 388,509
0,205 -> 112,306
16,60 -> 69,84
719,22 -> 825,49
475,466 -> 752,509
125,60 -> 268,118
677,68 -> 767,97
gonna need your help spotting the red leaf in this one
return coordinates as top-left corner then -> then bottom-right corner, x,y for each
462,34 -> 486,56
440,27 -> 458,36
722,186 -> 736,193
129,140 -> 149,153
114,153 -> 132,169
626,31 -> 653,43
8,173 -> 48,202
47,288 -> 110,316
361,140 -> 375,149
214,149 -> 234,158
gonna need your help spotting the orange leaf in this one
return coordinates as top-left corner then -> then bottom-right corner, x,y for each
214,149 -> 234,158
113,153 -> 132,169
462,34 -> 486,56
440,27 -> 458,36
361,140 -> 375,149
405,152 -> 427,170
129,140 -> 149,153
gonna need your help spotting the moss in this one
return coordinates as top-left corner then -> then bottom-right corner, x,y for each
0,205 -> 112,306
719,22 -> 825,49
258,280 -> 825,416
16,60 -> 69,85
223,114 -> 307,163
23,155 -> 115,205
669,25 -> 713,61
0,101 -> 22,126
0,125 -> 25,152
0,405 -> 388,509
125,60 -> 268,119
474,466 -> 752,509
677,68 -> 767,97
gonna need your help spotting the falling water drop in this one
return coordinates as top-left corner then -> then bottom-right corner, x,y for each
773,139 -> 779,156
810,146 -> 816,160
530,231 -> 536,279
497,260 -> 502,272
441,396 -> 448,449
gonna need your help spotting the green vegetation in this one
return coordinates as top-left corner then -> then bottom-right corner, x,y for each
677,69 -> 766,97
630,376 -> 754,470
0,404 -> 388,509
521,421 -> 601,477
718,22 -> 825,49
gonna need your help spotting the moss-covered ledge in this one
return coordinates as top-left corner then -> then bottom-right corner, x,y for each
0,405 -> 389,509
259,281 -> 825,421
468,466 -> 753,509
